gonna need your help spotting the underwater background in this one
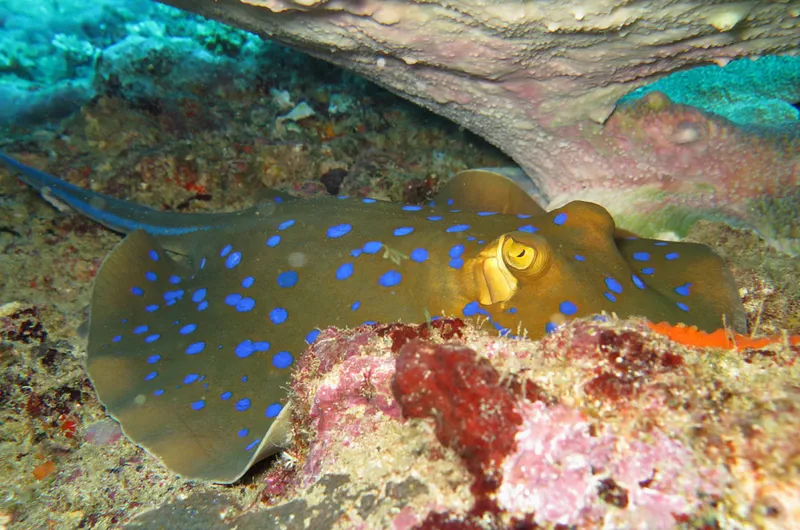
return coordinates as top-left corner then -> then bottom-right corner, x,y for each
1,0 -> 799,528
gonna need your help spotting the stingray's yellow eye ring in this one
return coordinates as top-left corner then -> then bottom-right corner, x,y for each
501,234 -> 550,275
503,239 -> 534,270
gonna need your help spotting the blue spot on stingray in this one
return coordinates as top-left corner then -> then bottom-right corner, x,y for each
574,255 -> 586,262
200,258 -> 207,269
192,288 -> 207,303
677,302 -> 690,312
446,224 -> 469,233
191,400 -> 205,411
226,252 -> 242,269
145,271 -> 157,282
327,223 -> 352,238
112,335 -> 122,343
654,241 -> 669,246
235,340 -> 258,359
394,227 -> 414,236
186,342 -> 205,355
351,300 -> 361,311
337,195 -> 349,200
278,219 -> 295,230
604,292 -> 617,302
153,389 -> 164,396
641,267 -> 655,275
147,354 -> 161,364
336,263 -> 354,280
605,277 -> 623,294
220,391 -> 232,400
144,371 -> 157,381
559,301 -> 578,316
270,308 -> 288,324
518,225 -> 539,233
517,214 -> 532,219
363,241 -> 382,254
306,330 -> 320,344
410,248 -> 428,262
197,301 -> 208,311
362,198 -> 376,204
449,258 -> 464,269
665,252 -> 680,260
148,250 -> 159,262
402,205 -> 422,211
238,428 -> 249,438
674,283 -> 692,296
131,287 -> 144,296
220,244 -> 232,257
467,236 -> 476,241
225,293 -> 243,306
362,320 -> 377,326
265,403 -> 283,418
266,235 -> 281,247
245,439 -> 261,451
169,275 -> 181,284
277,270 -> 298,288
241,376 -> 248,383
553,212 -> 568,225
254,341 -> 270,352
450,209 -> 461,213
274,197 -> 283,203
449,244 -> 465,259
545,322 -> 558,334
593,315 -> 608,322
633,252 -> 650,261
165,299 -> 177,307
236,297 -> 256,312
242,276 -> 255,288
350,249 -> 362,257
184,374 -> 200,384
236,398 -> 251,412
462,301 -> 480,317
447,198 -> 454,206
273,351 -> 293,369
145,304 -> 159,313
477,211 -> 498,216
144,334 -> 160,343
379,270 -> 402,287
163,289 -> 184,302
632,274 -> 646,290
506,307 -> 518,314
133,325 -> 148,335
427,216 -> 443,221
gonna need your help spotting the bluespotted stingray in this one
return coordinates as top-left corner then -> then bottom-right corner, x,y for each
0,153 -> 745,483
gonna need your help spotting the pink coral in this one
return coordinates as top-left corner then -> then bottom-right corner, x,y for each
498,401 -> 726,528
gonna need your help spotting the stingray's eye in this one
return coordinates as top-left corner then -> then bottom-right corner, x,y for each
501,234 -> 550,276
504,239 -> 534,270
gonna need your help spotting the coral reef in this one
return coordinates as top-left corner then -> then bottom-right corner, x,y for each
158,0 -> 800,248
1,1 -> 800,527
620,56 -> 800,129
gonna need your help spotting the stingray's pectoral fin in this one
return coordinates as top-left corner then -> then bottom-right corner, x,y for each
438,168 -> 547,216
86,231 -> 285,483
617,237 -> 747,334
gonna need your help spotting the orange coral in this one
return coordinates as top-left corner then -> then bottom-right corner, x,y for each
647,321 -> 800,351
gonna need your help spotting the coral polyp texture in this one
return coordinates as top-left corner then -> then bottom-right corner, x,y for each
119,319 -> 799,528
160,0 -> 800,249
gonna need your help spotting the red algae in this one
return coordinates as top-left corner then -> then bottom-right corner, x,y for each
392,340 -> 523,516
377,318 -> 466,353
583,329 -> 685,401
